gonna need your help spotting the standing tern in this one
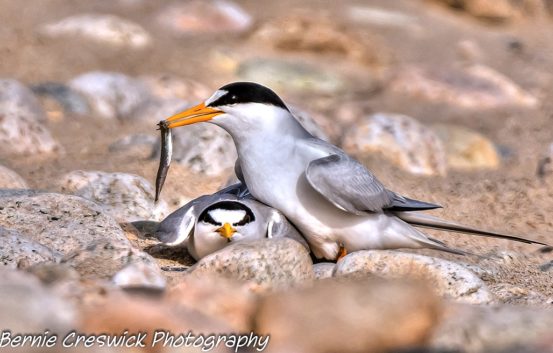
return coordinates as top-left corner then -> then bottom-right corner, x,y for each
162,82 -> 548,260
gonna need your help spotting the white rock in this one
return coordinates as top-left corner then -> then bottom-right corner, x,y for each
156,0 -> 253,35
0,79 -> 46,122
58,170 -> 168,222
313,262 -> 336,279
346,5 -> 420,30
342,113 -> 447,176
0,110 -> 62,155
0,227 -> 58,269
40,14 -> 151,48
335,250 -> 495,304
0,165 -> 28,189
113,261 -> 166,289
69,71 -> 152,120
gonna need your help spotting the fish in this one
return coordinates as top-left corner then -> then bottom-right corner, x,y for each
155,120 -> 172,202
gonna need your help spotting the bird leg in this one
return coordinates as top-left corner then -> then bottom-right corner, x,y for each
336,243 -> 348,261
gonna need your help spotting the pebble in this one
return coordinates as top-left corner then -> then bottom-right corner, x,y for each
342,113 -> 447,176
335,250 -> 494,304
135,97 -> 190,123
0,78 -> 47,122
31,82 -> 90,116
431,123 -> 500,170
112,260 -> 166,290
237,58 -> 348,95
189,238 -> 313,291
68,71 -> 153,120
151,122 -> 237,177
156,0 -> 253,35
0,192 -> 129,256
40,14 -> 151,48
251,15 -> 388,66
390,65 -> 538,109
139,74 -> 211,101
0,268 -> 76,332
312,262 -> 335,279
346,5 -> 420,30
0,226 -> 57,269
166,275 -> 257,332
255,278 -> 441,353
0,164 -> 28,189
488,283 -> 553,305
108,133 -> 158,155
58,170 -> 168,222
430,0 -> 528,22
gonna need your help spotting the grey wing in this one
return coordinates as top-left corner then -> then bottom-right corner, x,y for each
266,209 -> 309,250
306,154 -> 394,214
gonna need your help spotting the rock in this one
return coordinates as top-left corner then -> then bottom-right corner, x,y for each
251,15 -> 388,66
58,170 -> 168,222
313,262 -> 335,279
335,250 -> 494,304
31,82 -> 90,116
0,192 -> 129,256
0,78 -> 47,122
390,65 -> 538,109
152,122 -> 237,177
68,71 -> 152,120
0,164 -> 28,189
537,142 -> 553,179
430,0 -> 530,22
431,124 -> 500,170
25,263 -> 80,285
488,283 -> 553,305
0,268 -> 76,332
62,239 -> 159,280
255,278 -> 441,353
112,260 -> 166,289
40,14 -> 151,48
0,226 -> 58,269
135,97 -> 190,123
342,113 -> 447,176
431,304 -> 553,352
156,0 -> 253,35
189,238 -> 313,291
139,74 -> 211,101
108,133 -> 158,155
166,275 -> 257,332
346,5 -> 420,30
237,58 -> 348,95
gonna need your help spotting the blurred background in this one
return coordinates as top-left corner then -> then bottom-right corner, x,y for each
0,0 -> 552,298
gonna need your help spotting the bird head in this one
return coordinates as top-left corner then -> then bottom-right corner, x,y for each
195,201 -> 257,244
164,82 -> 294,136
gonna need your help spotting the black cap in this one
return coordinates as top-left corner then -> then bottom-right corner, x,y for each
207,82 -> 289,111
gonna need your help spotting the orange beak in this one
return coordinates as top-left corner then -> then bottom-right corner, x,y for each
216,222 -> 236,239
165,102 -> 223,128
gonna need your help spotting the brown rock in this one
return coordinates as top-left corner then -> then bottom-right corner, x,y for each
255,278 -> 442,353
0,165 -> 28,189
166,275 -> 258,332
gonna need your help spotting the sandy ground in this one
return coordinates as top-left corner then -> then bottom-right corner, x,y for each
0,0 -> 552,301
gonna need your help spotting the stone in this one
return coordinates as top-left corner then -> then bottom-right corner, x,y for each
0,164 -> 28,189
0,192 -> 129,256
0,79 -> 46,122
488,283 -> 553,305
112,260 -> 166,289
237,58 -> 348,95
537,142 -> 553,179
40,14 -> 151,48
135,97 -> 190,124
108,133 -> 158,155
151,122 -> 237,177
0,268 -> 76,332
335,250 -> 494,304
313,262 -> 335,279
251,15 -> 388,66
431,304 -> 553,352
58,170 -> 168,222
156,0 -> 253,35
255,278 -> 441,353
61,239 -> 159,280
346,5 -> 420,30
166,275 -> 257,332
68,71 -> 153,120
390,65 -> 538,109
431,124 -> 500,170
31,82 -> 90,116
342,113 -> 447,176
430,0 -> 531,22
139,74 -> 211,101
189,238 -> 313,291
0,226 -> 58,269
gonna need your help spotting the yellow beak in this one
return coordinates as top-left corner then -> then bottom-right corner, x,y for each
165,102 -> 223,128
216,222 -> 236,239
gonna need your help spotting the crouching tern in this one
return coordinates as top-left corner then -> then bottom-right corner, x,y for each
156,183 -> 307,261
162,82 -> 548,260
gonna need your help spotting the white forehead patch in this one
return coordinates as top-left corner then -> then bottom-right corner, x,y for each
205,90 -> 228,106
208,208 -> 247,225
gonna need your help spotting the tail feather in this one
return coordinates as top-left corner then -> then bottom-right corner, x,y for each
395,212 -> 549,246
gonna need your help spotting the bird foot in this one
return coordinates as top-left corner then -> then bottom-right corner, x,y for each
336,244 -> 348,261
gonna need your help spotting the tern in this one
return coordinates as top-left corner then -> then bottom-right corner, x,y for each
156,183 -> 307,260
162,82 -> 548,260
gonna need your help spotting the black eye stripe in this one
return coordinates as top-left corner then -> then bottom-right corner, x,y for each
234,214 -> 251,226
199,211 -> 221,226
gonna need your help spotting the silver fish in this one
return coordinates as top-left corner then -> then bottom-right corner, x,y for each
155,120 -> 172,202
